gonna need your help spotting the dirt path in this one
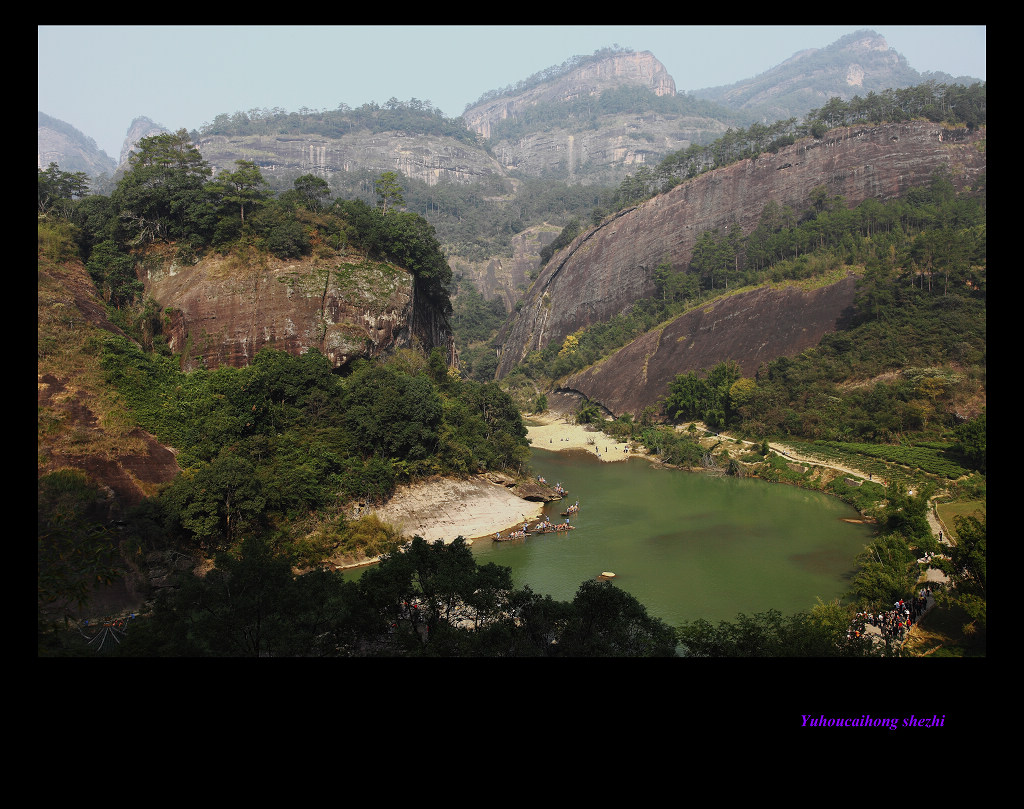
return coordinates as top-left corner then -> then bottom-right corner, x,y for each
690,422 -> 885,485
767,440 -> 885,486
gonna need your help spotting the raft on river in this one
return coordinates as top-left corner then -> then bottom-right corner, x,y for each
532,524 -> 576,535
493,524 -> 575,540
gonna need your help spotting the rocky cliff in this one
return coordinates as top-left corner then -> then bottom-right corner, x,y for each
451,224 -> 561,314
693,31 -> 921,121
561,274 -> 859,418
462,51 -> 719,182
496,122 -> 987,379
463,51 -> 676,140
196,130 -> 507,188
143,249 -> 451,372
37,111 -> 117,177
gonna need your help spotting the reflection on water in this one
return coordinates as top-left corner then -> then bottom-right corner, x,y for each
470,449 -> 873,627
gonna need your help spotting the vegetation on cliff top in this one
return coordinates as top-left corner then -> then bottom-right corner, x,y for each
42,129 -> 454,321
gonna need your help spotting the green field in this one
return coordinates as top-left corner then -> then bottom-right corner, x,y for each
936,500 -> 985,541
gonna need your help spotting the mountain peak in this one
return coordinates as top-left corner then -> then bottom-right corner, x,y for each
119,116 -> 170,166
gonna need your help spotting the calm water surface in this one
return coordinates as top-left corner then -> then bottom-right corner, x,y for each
469,448 -> 873,627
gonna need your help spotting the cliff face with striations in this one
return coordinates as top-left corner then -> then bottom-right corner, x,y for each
461,51 -> 714,182
496,122 -> 987,379
463,51 -> 676,140
143,250 -> 451,372
561,274 -> 860,418
196,131 -> 507,188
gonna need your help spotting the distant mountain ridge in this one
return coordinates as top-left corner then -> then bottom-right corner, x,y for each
37,111 -> 116,177
691,29 -> 981,122
39,29 -> 982,184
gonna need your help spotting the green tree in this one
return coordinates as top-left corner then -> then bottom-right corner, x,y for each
209,159 -> 271,225
38,162 -> 89,219
112,129 -> 213,245
555,580 -> 678,656
340,363 -> 443,461
954,410 -> 986,472
288,173 -> 333,212
375,170 -> 405,214
85,240 -> 143,308
161,450 -> 267,546
929,514 -> 986,637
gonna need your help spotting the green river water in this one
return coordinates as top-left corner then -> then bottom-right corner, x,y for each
345,448 -> 874,629
471,448 -> 873,627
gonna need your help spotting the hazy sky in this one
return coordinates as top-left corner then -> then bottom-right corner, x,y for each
38,25 -> 986,161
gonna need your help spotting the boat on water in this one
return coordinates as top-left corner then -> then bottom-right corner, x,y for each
494,522 -> 575,540
494,530 -> 531,541
532,524 -> 575,534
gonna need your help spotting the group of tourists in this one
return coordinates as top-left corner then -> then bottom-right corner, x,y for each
847,587 -> 937,644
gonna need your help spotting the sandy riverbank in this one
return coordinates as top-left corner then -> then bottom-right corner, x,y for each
363,413 -> 635,548
368,476 -> 545,545
524,412 -> 639,461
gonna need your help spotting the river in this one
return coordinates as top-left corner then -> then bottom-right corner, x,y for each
469,448 -> 873,627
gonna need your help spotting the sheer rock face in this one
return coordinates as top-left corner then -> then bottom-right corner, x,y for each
462,51 -> 676,140
144,252 -> 450,372
119,116 -> 169,168
196,132 -> 507,187
452,224 -> 561,314
496,122 -> 987,380
561,274 -> 859,418
462,51 -> 697,180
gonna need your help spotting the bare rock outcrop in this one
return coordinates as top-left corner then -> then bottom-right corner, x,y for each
144,250 -> 450,371
462,51 -> 676,140
562,274 -> 859,418
496,122 -> 987,378
196,131 -> 508,188
462,52 -> 713,181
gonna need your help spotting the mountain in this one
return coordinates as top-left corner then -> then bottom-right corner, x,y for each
37,111 -> 116,177
691,30 -> 980,122
119,116 -> 170,167
458,49 -> 718,184
494,121 -> 988,389
41,30 -> 982,191
39,31 -> 982,205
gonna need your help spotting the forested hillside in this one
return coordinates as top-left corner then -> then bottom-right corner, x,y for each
37,133 -> 535,638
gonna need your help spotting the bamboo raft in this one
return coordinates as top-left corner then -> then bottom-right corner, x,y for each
493,524 -> 576,540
